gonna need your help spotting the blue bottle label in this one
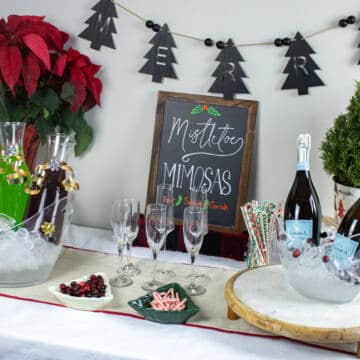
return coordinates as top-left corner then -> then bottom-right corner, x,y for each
285,220 -> 313,249
331,233 -> 358,270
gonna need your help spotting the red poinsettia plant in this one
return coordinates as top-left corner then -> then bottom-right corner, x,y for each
0,15 -> 102,156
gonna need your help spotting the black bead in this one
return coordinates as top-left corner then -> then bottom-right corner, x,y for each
145,20 -> 154,28
204,38 -> 214,47
152,23 -> 161,32
346,15 -> 356,24
216,41 -> 225,49
274,38 -> 283,47
339,19 -> 348,27
282,37 -> 291,46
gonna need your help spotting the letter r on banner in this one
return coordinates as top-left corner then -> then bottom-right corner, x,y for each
222,62 -> 236,82
293,56 -> 309,75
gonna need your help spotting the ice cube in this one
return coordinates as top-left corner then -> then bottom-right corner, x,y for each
0,214 -> 16,232
16,228 -> 30,241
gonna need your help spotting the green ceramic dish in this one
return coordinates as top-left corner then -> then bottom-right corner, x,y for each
128,283 -> 200,324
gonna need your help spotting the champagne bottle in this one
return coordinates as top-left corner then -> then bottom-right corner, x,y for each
284,134 -> 322,248
334,199 -> 360,268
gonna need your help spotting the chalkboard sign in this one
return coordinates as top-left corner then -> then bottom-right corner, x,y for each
146,91 -> 257,234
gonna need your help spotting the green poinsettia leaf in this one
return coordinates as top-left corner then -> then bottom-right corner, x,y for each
43,108 -> 50,119
3,98 -> 26,122
208,106 -> 221,117
61,82 -> 75,103
35,115 -> 57,143
191,104 -> 203,115
31,88 -> 60,114
62,107 -> 93,156
25,103 -> 42,121
0,82 -> 9,122
74,122 -> 93,156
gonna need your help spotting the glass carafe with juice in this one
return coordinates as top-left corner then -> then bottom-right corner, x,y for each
0,122 -> 30,224
25,134 -> 79,243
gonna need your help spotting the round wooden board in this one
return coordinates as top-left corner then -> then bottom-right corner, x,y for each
224,265 -> 360,353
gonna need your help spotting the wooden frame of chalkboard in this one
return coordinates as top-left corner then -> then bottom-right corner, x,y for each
146,91 -> 257,234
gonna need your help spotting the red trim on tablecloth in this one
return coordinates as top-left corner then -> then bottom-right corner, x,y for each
0,246 -> 356,357
63,245 -> 112,255
0,292 -> 355,356
0,292 -> 66,308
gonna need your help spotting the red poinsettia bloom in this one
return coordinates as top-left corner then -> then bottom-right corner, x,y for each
52,48 -> 102,112
0,15 -> 102,112
0,15 -> 103,157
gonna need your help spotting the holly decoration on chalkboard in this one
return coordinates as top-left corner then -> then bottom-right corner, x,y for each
139,23 -> 178,83
78,0 -> 118,50
281,32 -> 324,95
191,104 -> 221,117
208,38 -> 249,100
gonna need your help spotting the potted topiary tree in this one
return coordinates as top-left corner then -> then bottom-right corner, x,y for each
321,82 -> 360,224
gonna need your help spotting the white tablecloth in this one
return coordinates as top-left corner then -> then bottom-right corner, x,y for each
0,225 -> 351,360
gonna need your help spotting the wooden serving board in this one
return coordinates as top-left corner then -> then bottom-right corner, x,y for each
224,265 -> 360,357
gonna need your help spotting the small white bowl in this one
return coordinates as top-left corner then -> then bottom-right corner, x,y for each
48,272 -> 113,311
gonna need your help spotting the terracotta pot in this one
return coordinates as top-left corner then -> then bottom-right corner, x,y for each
334,178 -> 360,225
23,124 -> 40,172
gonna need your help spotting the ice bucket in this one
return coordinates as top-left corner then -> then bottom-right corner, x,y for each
0,197 -> 72,287
277,219 -> 360,303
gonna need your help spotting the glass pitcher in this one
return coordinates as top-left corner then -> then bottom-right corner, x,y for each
0,122 -> 30,224
25,134 -> 79,243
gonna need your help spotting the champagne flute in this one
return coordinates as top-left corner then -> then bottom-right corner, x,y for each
142,204 -> 167,292
156,184 -> 176,279
110,200 -> 133,287
122,199 -> 141,276
186,188 -> 210,285
183,206 -> 206,296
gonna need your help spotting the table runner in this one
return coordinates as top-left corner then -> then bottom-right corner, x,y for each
0,247 -> 357,356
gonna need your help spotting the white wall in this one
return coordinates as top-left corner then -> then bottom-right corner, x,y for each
1,0 -> 359,228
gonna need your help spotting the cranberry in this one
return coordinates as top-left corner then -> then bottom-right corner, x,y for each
292,249 -> 301,258
70,281 -> 77,288
322,255 -> 329,263
90,274 -> 97,281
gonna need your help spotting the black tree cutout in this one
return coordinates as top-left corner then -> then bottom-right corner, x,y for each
282,32 -> 324,95
139,24 -> 178,83
78,0 -> 118,51
208,39 -> 249,100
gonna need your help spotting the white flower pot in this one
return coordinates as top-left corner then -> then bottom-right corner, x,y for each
334,179 -> 360,225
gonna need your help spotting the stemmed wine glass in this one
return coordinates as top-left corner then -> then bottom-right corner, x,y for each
122,199 -> 141,276
186,188 -> 210,285
183,206 -> 206,296
110,200 -> 133,287
156,184 -> 176,279
142,204 -> 167,292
